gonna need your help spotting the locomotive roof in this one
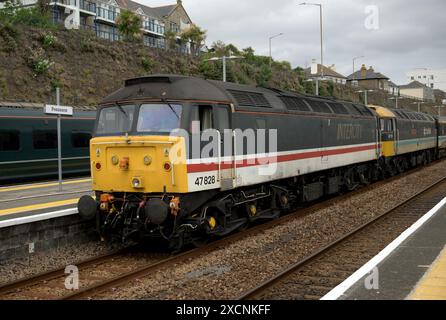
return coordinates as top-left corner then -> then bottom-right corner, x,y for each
100,74 -> 377,117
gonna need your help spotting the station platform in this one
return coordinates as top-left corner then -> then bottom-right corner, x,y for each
323,198 -> 446,300
0,178 -> 92,228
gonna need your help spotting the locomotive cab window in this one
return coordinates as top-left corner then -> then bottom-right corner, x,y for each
380,119 -> 393,132
97,105 -> 135,135
137,103 -> 182,133
0,130 -> 20,151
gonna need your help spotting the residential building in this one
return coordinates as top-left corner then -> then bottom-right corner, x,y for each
347,64 -> 390,91
304,60 -> 347,84
387,81 -> 400,96
407,68 -> 446,92
399,81 -> 435,102
0,0 -> 193,52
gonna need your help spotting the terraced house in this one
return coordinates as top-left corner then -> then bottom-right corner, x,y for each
1,0 -> 193,52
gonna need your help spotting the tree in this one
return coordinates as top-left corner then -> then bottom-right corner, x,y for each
116,10 -> 142,42
165,30 -> 178,51
180,24 -> 206,56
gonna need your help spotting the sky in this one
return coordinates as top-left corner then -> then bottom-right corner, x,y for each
136,0 -> 446,85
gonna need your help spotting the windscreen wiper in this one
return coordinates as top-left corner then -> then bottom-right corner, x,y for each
115,103 -> 128,118
162,99 -> 180,120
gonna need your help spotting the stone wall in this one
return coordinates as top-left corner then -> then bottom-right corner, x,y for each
0,215 -> 96,263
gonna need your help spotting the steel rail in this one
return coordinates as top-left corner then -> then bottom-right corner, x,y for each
0,247 -> 132,296
61,162 -> 445,300
236,176 -> 446,300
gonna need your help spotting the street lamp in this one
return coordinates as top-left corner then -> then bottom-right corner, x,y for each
205,55 -> 244,82
389,96 -> 403,109
352,55 -> 365,84
299,2 -> 324,79
269,33 -> 284,68
357,89 -> 373,105
412,101 -> 425,113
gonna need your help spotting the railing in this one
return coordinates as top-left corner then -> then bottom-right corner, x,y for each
96,6 -> 118,22
52,0 -> 96,13
142,21 -> 165,35
143,36 -> 165,49
96,29 -> 121,41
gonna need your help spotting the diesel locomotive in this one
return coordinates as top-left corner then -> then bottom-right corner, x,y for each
77,75 -> 446,249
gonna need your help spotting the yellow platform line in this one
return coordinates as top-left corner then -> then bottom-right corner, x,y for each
410,246 -> 446,300
0,179 -> 91,193
0,198 -> 80,216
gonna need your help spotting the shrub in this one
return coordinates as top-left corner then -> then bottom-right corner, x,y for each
116,10 -> 142,42
141,57 -> 153,72
41,33 -> 56,49
34,58 -> 53,75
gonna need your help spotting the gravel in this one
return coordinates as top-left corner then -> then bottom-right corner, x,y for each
96,160 -> 446,300
0,241 -> 120,286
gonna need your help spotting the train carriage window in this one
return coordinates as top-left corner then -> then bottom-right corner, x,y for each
72,132 -> 92,148
0,131 -> 20,151
33,130 -> 57,149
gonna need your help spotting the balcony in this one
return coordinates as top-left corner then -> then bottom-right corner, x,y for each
143,36 -> 165,49
96,6 -> 118,23
51,0 -> 96,14
142,21 -> 165,35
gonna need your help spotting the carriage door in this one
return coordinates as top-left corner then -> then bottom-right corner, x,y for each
213,105 -> 234,191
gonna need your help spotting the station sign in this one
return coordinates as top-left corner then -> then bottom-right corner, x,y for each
45,104 -> 73,116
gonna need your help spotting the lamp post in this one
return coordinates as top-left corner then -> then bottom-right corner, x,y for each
352,55 -> 364,84
412,101 -> 425,113
299,2 -> 323,78
357,89 -> 373,106
269,33 -> 284,68
389,96 -> 403,109
299,2 -> 324,95
205,55 -> 244,82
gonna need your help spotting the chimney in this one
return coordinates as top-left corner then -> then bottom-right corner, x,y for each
177,0 -> 182,5
329,64 -> 336,71
360,64 -> 367,79
368,66 -> 374,72
311,59 -> 318,76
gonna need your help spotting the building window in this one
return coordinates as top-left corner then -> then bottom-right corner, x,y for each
33,130 -> 57,149
431,75 -> 434,80
71,132 -> 92,148
411,76 -> 414,80
0,131 -> 20,151
431,84 -> 434,88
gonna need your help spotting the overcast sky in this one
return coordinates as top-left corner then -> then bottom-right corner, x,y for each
136,0 -> 446,84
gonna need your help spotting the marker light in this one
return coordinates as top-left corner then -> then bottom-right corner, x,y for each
163,162 -> 172,172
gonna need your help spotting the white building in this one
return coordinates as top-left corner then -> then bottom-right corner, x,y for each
406,68 -> 446,92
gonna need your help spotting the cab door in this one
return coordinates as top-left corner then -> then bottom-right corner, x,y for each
212,104 -> 234,191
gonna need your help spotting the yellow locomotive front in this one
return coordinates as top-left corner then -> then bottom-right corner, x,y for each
78,102 -> 193,245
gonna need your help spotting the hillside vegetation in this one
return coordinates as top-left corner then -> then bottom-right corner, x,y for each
0,15 -> 441,115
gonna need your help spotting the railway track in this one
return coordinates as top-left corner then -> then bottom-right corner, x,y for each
236,176 -> 446,300
0,246 -> 168,300
0,162 -> 444,300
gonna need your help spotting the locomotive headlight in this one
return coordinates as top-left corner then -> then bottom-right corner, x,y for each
144,156 -> 152,166
111,156 -> 119,166
132,177 -> 144,189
